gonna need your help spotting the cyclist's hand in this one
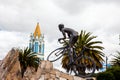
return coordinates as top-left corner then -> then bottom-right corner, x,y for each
58,38 -> 62,42
58,38 -> 64,44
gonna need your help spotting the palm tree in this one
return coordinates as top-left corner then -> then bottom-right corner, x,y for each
111,51 -> 120,66
18,47 -> 40,77
62,30 -> 104,74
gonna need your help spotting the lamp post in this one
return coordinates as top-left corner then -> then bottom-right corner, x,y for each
106,56 -> 108,70
106,54 -> 113,70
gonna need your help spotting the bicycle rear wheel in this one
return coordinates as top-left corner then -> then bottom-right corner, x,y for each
74,56 -> 96,78
47,47 -> 66,62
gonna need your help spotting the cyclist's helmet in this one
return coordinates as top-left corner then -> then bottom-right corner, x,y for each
58,24 -> 64,31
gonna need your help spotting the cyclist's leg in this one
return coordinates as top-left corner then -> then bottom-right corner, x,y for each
71,35 -> 78,45
68,36 -> 74,65
67,47 -> 73,65
68,35 -> 78,65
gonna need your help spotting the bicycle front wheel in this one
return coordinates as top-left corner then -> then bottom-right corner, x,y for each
47,47 -> 66,62
74,56 -> 96,78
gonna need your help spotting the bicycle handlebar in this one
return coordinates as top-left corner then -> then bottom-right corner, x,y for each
58,39 -> 69,44
58,39 -> 64,44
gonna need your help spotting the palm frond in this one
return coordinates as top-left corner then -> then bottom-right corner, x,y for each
61,30 -> 104,74
18,47 -> 40,78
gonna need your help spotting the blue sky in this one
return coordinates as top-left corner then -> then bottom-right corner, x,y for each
0,0 -> 120,72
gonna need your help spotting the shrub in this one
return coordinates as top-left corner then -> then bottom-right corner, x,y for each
97,72 -> 115,80
107,66 -> 120,80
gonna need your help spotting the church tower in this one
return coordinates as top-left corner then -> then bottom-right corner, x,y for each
29,23 -> 44,60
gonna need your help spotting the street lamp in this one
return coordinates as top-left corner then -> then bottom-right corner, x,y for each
106,54 -> 113,70
106,56 -> 108,70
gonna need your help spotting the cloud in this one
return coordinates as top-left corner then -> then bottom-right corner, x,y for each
0,30 -> 61,60
52,0 -> 120,15
0,30 -> 28,59
0,0 -> 120,41
0,0 -> 120,73
0,0 -> 120,51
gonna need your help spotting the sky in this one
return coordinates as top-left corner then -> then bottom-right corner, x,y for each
0,0 -> 120,72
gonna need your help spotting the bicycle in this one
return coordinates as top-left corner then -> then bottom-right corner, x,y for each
47,39 -> 96,77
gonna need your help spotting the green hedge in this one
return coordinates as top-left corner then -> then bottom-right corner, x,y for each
97,66 -> 120,80
97,72 -> 115,80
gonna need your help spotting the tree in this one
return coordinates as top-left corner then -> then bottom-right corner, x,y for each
18,47 -> 40,77
97,72 -> 115,80
106,66 -> 120,80
111,51 -> 120,66
62,30 -> 104,74
97,66 -> 120,80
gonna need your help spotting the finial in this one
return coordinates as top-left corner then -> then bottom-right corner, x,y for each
37,22 -> 39,25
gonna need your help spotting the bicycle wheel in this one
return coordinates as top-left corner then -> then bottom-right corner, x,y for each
73,56 -> 96,78
47,47 -> 66,62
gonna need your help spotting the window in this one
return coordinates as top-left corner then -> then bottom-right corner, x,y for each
34,42 -> 39,53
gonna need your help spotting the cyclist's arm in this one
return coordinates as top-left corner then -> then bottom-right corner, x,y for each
62,30 -> 66,39
58,30 -> 66,42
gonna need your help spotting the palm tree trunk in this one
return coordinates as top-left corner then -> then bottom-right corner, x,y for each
21,66 -> 27,78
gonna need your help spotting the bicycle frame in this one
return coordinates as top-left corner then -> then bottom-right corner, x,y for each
59,39 -> 87,63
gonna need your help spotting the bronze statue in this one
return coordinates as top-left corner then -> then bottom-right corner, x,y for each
58,24 -> 78,65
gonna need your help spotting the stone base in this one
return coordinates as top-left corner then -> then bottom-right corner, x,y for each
0,48 -> 96,80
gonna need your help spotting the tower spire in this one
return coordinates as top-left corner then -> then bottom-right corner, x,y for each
34,23 -> 41,38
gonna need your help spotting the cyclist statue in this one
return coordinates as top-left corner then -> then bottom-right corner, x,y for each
47,24 -> 96,77
58,24 -> 78,65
